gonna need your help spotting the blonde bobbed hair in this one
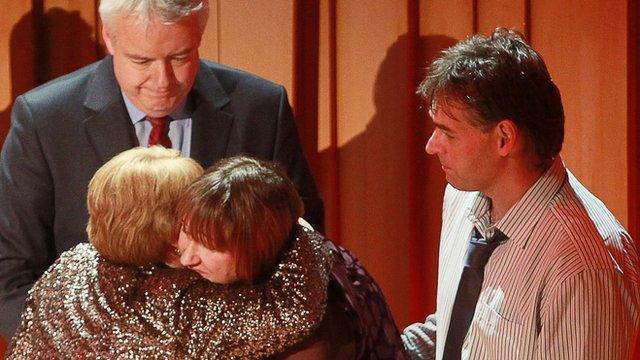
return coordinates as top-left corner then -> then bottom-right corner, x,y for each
87,146 -> 203,266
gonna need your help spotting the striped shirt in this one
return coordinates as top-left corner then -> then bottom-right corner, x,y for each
403,157 -> 640,359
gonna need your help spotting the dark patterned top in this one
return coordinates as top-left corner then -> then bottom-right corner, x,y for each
304,227 -> 410,359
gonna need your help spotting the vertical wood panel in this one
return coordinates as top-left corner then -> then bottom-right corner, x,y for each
477,0 -> 526,35
0,1 -> 34,147
628,0 -> 639,242
629,3 -> 640,354
334,0 -> 412,327
316,0 -> 340,240
216,0 -> 294,95
420,0 -> 473,39
41,0 -> 101,82
199,0 -> 219,62
531,1 -> 628,226
406,0 -> 425,321
293,0 -> 320,172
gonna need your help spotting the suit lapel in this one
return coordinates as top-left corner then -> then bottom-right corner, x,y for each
82,56 -> 137,163
189,61 -> 233,168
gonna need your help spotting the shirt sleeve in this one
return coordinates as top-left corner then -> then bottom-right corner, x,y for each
402,314 -> 437,360
534,268 -> 640,360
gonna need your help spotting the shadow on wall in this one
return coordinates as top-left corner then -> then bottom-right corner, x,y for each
0,5 -> 104,146
314,34 -> 457,326
0,5 -> 103,355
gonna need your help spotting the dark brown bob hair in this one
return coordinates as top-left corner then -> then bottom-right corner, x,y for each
176,156 -> 304,283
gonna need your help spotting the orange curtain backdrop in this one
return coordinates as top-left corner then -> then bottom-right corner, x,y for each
0,0 -> 638,357
0,1 -> 36,146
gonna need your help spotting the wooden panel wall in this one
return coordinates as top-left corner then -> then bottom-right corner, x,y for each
0,0 -> 637,356
0,1 -> 36,147
629,0 -> 639,245
532,0 -> 629,225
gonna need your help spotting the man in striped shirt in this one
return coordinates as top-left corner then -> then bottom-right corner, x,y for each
402,28 -> 640,359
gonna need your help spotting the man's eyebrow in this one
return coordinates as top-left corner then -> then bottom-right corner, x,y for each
171,48 -> 193,56
124,52 -> 150,60
433,122 -> 453,132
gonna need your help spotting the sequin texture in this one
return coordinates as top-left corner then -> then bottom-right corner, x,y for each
8,227 -> 332,359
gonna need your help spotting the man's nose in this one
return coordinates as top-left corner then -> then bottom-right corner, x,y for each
154,61 -> 176,88
425,131 -> 439,155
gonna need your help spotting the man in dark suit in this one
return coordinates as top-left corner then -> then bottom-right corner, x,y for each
0,0 -> 323,338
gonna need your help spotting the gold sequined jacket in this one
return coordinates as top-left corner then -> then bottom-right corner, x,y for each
8,229 -> 332,359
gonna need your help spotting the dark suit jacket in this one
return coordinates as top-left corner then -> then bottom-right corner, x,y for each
0,56 -> 323,337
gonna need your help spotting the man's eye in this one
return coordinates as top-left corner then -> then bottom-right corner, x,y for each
131,59 -> 149,65
435,128 -> 453,139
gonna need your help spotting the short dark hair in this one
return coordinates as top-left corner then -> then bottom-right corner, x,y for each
419,28 -> 564,168
176,156 -> 304,284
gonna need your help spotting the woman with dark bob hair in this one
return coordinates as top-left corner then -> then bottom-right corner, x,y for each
9,148 -> 407,359
174,155 -> 408,359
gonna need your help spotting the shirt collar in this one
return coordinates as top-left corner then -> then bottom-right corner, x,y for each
121,92 -> 191,124
467,157 -> 567,247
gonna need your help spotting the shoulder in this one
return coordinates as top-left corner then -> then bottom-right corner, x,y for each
547,171 -> 636,275
199,59 -> 285,97
24,243 -> 99,312
42,243 -> 98,277
17,60 -> 102,112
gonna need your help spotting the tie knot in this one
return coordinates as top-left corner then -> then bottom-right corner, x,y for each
464,227 -> 507,269
472,227 -> 507,245
147,116 -> 169,127
146,116 -> 172,148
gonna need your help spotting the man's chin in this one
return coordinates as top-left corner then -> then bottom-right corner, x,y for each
143,105 -> 176,117
141,97 -> 182,116
447,180 -> 478,192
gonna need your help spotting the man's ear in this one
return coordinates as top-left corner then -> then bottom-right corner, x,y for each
495,119 -> 518,157
102,26 -> 115,55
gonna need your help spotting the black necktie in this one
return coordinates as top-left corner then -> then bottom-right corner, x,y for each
443,227 -> 507,359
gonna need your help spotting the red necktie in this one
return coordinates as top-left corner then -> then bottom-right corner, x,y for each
147,116 -> 172,148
